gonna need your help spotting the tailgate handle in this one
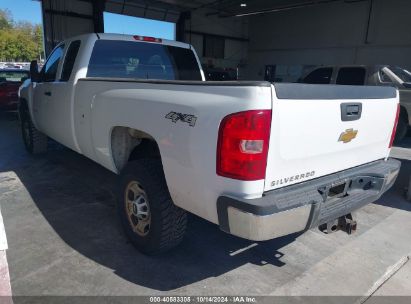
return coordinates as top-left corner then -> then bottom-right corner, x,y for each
341,103 -> 362,121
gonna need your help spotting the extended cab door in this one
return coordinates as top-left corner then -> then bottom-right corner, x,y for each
32,44 -> 65,133
33,41 -> 81,151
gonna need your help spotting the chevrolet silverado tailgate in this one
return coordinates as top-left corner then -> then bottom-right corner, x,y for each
264,83 -> 399,191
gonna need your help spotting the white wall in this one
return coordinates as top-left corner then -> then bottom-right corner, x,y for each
245,0 -> 411,80
184,10 -> 249,69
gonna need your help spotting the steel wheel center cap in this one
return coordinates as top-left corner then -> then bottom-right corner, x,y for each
132,201 -> 138,216
131,195 -> 149,220
125,181 -> 151,237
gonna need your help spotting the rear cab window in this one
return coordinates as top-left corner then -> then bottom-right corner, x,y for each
336,67 -> 366,85
61,40 -> 81,81
87,40 -> 202,81
303,68 -> 333,84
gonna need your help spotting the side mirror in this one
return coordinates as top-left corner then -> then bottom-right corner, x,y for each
30,60 -> 40,82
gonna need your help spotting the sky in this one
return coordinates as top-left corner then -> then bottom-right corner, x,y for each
0,0 -> 175,39
1,0 -> 43,24
103,12 -> 175,39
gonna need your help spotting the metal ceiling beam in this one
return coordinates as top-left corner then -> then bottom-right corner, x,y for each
120,0 -> 237,16
186,30 -> 249,41
218,0 -> 368,17
43,8 -> 94,19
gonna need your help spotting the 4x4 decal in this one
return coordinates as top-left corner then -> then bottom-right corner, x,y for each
165,111 -> 197,127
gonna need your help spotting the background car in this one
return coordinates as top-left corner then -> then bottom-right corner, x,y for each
0,69 -> 30,111
203,68 -> 236,81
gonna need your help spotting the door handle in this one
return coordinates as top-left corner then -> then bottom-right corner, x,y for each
44,91 -> 52,96
341,103 -> 362,121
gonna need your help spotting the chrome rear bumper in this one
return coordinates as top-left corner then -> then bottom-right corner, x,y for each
217,159 -> 401,241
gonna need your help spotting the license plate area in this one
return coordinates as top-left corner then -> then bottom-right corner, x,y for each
328,181 -> 348,198
318,180 -> 350,201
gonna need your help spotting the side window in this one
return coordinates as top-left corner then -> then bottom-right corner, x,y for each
379,70 -> 393,83
61,40 -> 81,81
42,45 -> 65,82
303,68 -> 333,84
336,67 -> 366,85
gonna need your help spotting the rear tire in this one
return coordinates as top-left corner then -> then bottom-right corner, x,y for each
117,159 -> 187,255
20,108 -> 47,154
394,115 -> 408,144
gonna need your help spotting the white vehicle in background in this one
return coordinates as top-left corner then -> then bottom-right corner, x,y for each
19,33 -> 401,255
301,65 -> 411,142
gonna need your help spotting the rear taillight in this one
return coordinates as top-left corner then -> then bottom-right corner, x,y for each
133,35 -> 162,43
217,110 -> 272,181
389,103 -> 400,148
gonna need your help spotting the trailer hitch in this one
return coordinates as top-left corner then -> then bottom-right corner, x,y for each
319,213 -> 357,235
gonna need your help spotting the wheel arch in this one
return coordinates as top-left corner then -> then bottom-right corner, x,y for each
18,97 -> 29,117
110,126 -> 161,173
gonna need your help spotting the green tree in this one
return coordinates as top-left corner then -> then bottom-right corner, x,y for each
0,9 -> 44,62
34,24 -> 44,61
0,9 -> 12,30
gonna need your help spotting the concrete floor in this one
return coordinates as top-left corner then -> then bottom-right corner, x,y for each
0,112 -> 411,299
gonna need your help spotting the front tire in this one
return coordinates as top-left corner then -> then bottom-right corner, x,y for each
117,159 -> 187,255
20,109 -> 48,154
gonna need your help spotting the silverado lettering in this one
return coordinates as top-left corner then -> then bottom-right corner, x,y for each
271,171 -> 316,187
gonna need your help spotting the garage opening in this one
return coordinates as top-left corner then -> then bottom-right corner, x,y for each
103,12 -> 176,40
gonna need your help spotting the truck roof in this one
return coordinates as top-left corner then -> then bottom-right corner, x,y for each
68,33 -> 192,50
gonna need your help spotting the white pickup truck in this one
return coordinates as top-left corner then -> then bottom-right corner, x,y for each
19,33 -> 401,255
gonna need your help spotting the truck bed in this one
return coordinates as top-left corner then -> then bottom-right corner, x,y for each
72,78 -> 398,225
